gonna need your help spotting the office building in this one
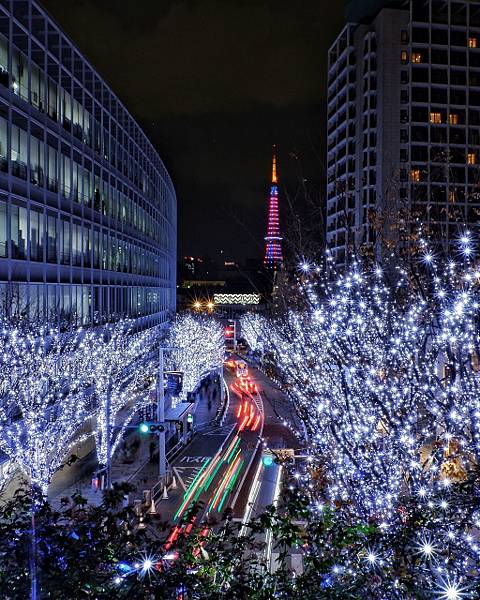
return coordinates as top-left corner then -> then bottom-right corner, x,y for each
327,0 -> 480,265
0,0 -> 176,325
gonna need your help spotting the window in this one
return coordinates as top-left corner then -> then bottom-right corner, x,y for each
47,215 -> 57,263
449,113 -> 459,125
411,52 -> 422,63
0,201 -> 6,257
401,50 -> 408,64
448,190 -> 456,203
10,205 -> 28,259
410,169 -> 421,182
401,30 -> 409,44
468,152 -> 477,164
29,209 -> 44,262
469,37 -> 478,48
430,112 -> 442,124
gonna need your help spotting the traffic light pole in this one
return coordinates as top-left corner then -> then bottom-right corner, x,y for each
158,347 -> 167,483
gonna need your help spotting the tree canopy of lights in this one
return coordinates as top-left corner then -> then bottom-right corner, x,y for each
0,324 -> 95,494
239,313 -> 265,354
242,236 -> 480,597
85,321 -> 156,469
167,314 -> 224,403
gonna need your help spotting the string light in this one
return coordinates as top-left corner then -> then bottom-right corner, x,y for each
242,233 -> 480,595
0,325 -> 95,493
84,321 -> 156,468
167,314 -> 224,404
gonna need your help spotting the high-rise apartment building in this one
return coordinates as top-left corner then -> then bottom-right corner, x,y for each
0,0 -> 177,326
327,1 -> 480,265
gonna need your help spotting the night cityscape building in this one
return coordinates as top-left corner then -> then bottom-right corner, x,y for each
327,0 -> 480,265
263,149 -> 283,270
0,0 -> 176,326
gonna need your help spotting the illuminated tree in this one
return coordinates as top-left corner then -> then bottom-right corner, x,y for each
0,325 -> 94,494
167,314 -> 224,402
239,313 -> 265,354
85,322 -> 156,472
242,235 -> 480,596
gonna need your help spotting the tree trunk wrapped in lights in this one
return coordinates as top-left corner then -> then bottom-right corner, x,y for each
84,321 -> 156,470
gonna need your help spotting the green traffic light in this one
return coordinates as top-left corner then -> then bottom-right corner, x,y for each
262,454 -> 274,467
139,423 -> 149,434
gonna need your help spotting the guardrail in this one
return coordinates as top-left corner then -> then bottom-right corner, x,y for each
216,376 -> 230,426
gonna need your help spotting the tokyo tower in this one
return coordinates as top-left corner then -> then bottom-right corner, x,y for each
263,147 -> 283,270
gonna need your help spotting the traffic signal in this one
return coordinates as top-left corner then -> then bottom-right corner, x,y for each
262,453 -> 274,467
139,422 -> 166,434
187,413 -> 193,424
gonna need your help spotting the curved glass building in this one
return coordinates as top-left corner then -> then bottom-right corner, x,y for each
0,0 -> 176,326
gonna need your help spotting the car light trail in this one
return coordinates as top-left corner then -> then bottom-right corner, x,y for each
225,437 -> 241,463
252,414 -> 261,431
208,452 -> 243,513
174,457 -> 214,520
239,458 -> 263,536
217,459 -> 244,513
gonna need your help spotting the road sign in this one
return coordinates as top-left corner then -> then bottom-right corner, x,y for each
164,371 -> 183,395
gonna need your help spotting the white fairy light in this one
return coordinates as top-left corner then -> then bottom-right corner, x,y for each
84,321 -> 156,468
241,239 -> 480,594
0,324 -> 95,493
167,314 -> 224,404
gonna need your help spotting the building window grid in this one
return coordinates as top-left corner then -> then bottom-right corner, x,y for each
0,17 -> 173,210
0,3 -> 175,325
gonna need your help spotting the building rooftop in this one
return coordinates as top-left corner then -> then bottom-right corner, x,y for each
345,0 -> 405,23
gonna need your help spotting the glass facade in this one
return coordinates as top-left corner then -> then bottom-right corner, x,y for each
0,0 -> 176,326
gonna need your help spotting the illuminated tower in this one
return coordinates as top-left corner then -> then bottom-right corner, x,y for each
263,148 -> 283,271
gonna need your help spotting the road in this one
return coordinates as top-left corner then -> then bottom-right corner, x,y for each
152,357 -> 299,563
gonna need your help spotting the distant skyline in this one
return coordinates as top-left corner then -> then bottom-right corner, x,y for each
42,0 -> 346,260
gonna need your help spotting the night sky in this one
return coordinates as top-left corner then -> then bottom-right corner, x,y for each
42,0 -> 345,263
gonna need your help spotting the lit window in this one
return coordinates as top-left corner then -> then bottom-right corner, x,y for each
449,113 -> 459,125
401,50 -> 408,64
448,190 -> 456,203
468,152 -> 477,164
410,169 -> 421,182
411,53 -> 422,63
469,37 -> 478,48
430,112 -> 442,124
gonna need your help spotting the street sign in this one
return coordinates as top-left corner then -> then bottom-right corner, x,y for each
164,371 -> 183,395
